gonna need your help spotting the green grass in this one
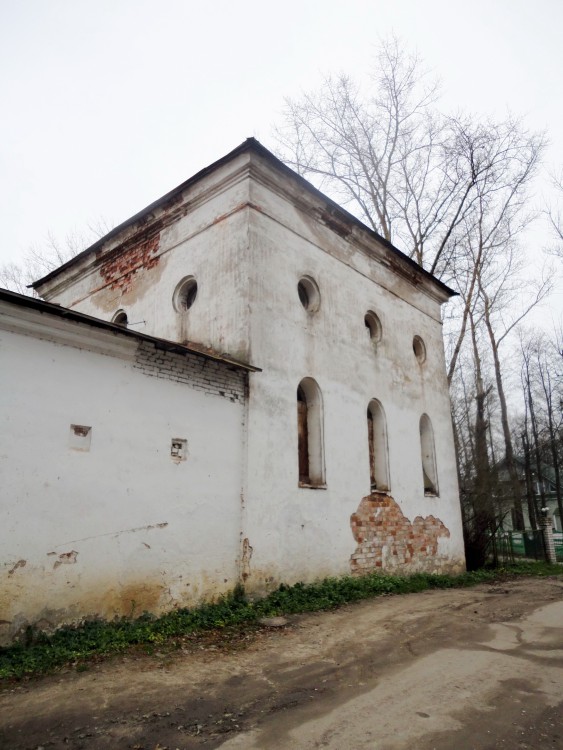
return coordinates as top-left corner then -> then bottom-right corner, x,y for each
1,561 -> 560,681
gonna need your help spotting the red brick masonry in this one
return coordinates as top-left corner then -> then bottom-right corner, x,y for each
350,493 -> 450,574
100,235 -> 160,294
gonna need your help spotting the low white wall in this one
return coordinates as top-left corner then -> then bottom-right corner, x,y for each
0,319 -> 246,643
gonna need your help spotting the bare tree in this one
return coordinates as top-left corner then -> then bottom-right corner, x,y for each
276,39 -> 545,395
0,220 -> 112,296
443,119 -> 544,382
547,170 -> 563,258
277,42 -> 544,271
275,38 -> 555,562
476,242 -> 552,517
520,329 -> 563,528
450,312 -> 516,567
275,37 -> 482,268
465,307 -> 498,566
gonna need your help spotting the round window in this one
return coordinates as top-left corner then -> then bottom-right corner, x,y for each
297,276 -> 320,312
112,309 -> 128,327
173,276 -> 198,312
413,335 -> 426,363
364,311 -> 382,343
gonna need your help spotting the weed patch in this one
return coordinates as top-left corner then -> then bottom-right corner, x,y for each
0,561 -> 559,681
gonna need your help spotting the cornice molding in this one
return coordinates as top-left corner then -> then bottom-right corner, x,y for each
246,156 -> 451,307
37,156 -> 253,301
0,304 -> 138,360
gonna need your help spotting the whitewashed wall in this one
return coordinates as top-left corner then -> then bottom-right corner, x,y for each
36,155 -> 254,363
240,168 -> 465,591
0,311 -> 246,644
31,144 -> 465,608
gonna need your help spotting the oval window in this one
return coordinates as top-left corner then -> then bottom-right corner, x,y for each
413,335 -> 426,364
112,309 -> 128,327
297,276 -> 321,312
173,276 -> 198,312
364,311 -> 382,343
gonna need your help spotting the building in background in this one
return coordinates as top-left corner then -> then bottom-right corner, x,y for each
497,457 -> 561,532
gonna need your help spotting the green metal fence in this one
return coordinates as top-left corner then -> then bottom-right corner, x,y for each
496,531 -> 563,562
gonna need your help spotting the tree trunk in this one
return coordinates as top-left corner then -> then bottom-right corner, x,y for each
538,360 -> 563,529
522,432 -> 538,530
482,293 -> 524,529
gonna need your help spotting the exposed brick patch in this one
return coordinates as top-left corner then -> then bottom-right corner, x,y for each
100,234 -> 160,294
134,341 -> 246,402
350,493 -> 450,575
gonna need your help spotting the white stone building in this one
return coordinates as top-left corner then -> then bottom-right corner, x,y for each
1,139 -> 465,641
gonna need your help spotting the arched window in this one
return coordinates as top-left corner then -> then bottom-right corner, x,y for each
419,414 -> 438,495
367,399 -> 390,491
297,378 -> 325,487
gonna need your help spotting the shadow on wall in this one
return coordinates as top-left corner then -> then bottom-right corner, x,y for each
350,494 -> 450,574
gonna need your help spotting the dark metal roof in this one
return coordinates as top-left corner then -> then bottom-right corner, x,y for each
31,138 -> 455,298
0,287 -> 260,372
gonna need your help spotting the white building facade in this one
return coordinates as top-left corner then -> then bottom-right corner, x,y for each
1,140 -> 465,641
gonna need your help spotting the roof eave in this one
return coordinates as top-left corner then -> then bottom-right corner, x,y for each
0,288 -> 261,372
31,137 -> 456,300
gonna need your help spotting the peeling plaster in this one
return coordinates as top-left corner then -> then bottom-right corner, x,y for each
53,550 -> 78,569
7,560 -> 26,576
241,538 -> 253,582
351,494 -> 451,574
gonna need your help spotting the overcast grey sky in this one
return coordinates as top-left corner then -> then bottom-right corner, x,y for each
1,0 -> 562,322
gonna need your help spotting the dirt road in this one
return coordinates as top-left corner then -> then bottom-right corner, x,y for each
1,576 -> 562,750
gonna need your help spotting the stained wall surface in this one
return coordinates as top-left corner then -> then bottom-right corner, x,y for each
28,143 -> 465,620
36,155 -> 254,363
240,161 -> 465,591
0,311 -> 246,644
